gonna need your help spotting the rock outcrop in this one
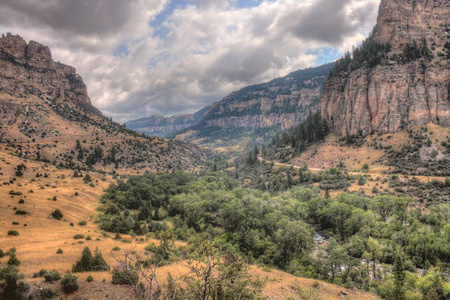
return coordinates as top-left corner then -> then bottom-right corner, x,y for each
172,63 -> 333,149
0,34 -> 212,172
0,100 -> 23,125
0,33 -> 97,113
125,106 -> 211,137
321,0 -> 450,136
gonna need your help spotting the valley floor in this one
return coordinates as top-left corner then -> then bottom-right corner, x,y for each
0,147 -> 378,299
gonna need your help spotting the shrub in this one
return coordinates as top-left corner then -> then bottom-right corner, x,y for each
60,273 -> 78,294
7,247 -> 20,266
78,220 -> 87,226
15,210 -> 27,215
358,176 -> 366,185
57,248 -> 63,254
44,270 -> 61,282
28,287 -> 58,300
9,190 -> 23,195
86,275 -> 94,282
33,269 -> 48,278
8,230 -> 19,236
111,268 -> 139,285
18,199 -> 25,204
0,249 -> 4,258
73,234 -> 85,239
83,174 -> 92,183
85,236 -> 92,241
51,209 -> 63,220
112,246 -> 121,251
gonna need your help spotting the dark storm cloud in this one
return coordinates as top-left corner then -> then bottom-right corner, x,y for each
0,0 -> 135,36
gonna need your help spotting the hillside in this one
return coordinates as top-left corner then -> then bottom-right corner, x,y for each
321,0 -> 450,136
0,148 -> 379,300
263,0 -> 450,181
124,105 -> 211,138
172,63 -> 334,152
0,34 -> 212,173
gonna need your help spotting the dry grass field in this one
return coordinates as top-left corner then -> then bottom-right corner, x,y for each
292,123 -> 449,173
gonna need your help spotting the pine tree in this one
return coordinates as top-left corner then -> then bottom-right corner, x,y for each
392,254 -> 406,300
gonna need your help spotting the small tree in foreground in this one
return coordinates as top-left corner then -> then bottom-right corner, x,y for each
113,238 -> 265,300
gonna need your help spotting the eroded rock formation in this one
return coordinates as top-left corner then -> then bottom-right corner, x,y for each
0,34 -> 95,111
321,0 -> 450,136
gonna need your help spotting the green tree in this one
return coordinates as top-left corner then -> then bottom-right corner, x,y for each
391,253 -> 406,300
60,273 -> 78,294
365,237 -> 383,280
72,247 -> 109,272
275,220 -> 314,267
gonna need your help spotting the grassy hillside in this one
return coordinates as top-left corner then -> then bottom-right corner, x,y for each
0,149 -> 378,299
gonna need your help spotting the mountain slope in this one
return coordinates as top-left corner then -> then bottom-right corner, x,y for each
125,105 -> 211,138
0,34 -> 212,172
173,63 -> 334,152
321,0 -> 450,136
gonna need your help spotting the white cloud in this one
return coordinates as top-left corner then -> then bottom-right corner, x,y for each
0,0 -> 379,123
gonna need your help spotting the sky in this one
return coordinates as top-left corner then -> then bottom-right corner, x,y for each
0,0 -> 380,123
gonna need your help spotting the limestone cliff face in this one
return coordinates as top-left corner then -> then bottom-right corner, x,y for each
125,106 -> 212,137
374,0 -> 449,51
321,0 -> 450,136
173,63 -> 333,148
203,85 -> 321,130
0,34 -> 97,113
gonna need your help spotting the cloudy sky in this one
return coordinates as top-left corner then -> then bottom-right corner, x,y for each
0,0 -> 380,123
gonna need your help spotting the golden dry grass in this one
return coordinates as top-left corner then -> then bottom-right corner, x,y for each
292,123 -> 449,174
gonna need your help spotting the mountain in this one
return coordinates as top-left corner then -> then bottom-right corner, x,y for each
172,63 -> 334,152
124,105 -> 211,137
321,0 -> 450,136
0,34 -> 212,172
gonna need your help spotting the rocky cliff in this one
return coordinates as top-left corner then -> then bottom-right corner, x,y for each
174,63 -> 333,150
0,34 -> 212,171
321,0 -> 450,136
0,33 -> 99,114
125,105 -> 211,137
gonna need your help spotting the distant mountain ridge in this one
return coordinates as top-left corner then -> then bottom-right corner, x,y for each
127,63 -> 334,151
173,63 -> 334,151
125,105 -> 211,137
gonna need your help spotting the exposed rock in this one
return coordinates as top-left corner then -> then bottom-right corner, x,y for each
374,0 -> 449,52
173,63 -> 334,149
0,34 -> 97,113
0,33 -> 213,172
0,100 -> 23,125
321,0 -> 450,136
125,105 -> 212,137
